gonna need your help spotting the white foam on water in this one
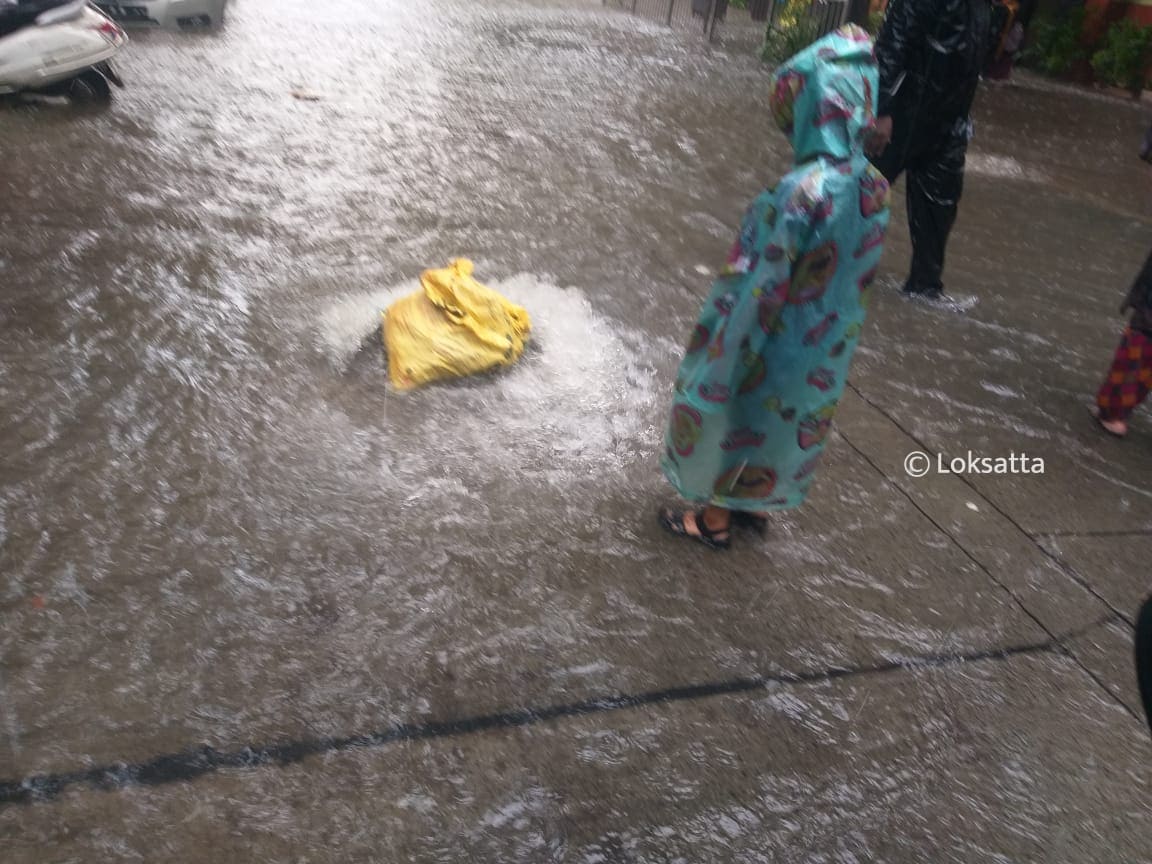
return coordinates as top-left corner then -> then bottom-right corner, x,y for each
878,276 -> 980,313
314,273 -> 671,477
904,291 -> 980,314
496,272 -> 662,405
421,273 -> 668,474
316,281 -> 418,367
966,152 -> 1045,183
981,381 -> 1022,400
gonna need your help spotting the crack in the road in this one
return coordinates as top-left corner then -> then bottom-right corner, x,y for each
842,381 -> 1138,720
0,630 -> 1094,809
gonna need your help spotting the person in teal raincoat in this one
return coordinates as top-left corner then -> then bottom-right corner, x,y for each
659,25 -> 892,550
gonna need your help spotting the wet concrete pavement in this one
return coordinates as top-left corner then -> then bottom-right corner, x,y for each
2,0 -> 1152,859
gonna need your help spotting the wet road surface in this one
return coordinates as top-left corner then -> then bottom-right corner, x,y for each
2,0 -> 1152,859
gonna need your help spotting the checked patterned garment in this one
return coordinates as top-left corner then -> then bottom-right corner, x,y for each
1097,327 -> 1152,422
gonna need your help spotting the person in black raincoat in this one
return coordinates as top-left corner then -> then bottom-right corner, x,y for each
866,0 -> 995,299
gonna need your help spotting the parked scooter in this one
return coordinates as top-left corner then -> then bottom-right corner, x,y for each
0,0 -> 127,104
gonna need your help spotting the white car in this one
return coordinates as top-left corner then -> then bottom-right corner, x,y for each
92,0 -> 226,30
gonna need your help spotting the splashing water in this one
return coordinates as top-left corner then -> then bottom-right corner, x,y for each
317,272 -> 670,478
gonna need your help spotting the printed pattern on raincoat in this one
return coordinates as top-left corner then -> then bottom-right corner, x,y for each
661,25 -> 891,512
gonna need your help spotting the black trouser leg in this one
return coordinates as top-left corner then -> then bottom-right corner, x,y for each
1137,595 -> 1152,737
905,134 -> 966,295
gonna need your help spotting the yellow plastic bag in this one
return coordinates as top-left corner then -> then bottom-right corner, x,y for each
382,259 -> 531,390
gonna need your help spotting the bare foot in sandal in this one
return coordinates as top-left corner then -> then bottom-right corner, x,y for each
659,506 -> 732,550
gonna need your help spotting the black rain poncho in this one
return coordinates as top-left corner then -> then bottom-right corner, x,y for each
871,0 -> 995,295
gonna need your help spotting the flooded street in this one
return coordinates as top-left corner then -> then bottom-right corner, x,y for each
3,0 -> 1152,859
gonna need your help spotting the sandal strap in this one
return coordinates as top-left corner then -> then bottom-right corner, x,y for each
659,507 -> 732,550
694,508 -> 730,541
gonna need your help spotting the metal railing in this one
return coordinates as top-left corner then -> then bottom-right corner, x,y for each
603,0 -> 730,41
766,0 -> 850,40
605,0 -> 849,44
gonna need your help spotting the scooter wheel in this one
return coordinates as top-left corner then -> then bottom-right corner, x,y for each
65,71 -> 113,106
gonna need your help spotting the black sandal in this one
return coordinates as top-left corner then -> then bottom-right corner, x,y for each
732,512 -> 769,535
659,508 -> 731,551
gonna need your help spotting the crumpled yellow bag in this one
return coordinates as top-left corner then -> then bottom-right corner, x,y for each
382,259 -> 531,390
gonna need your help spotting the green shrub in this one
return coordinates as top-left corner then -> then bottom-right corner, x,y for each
761,0 -> 821,65
1091,19 -> 1152,94
1020,9 -> 1088,77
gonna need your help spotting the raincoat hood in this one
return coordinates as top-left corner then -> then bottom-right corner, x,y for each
770,25 -> 878,165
